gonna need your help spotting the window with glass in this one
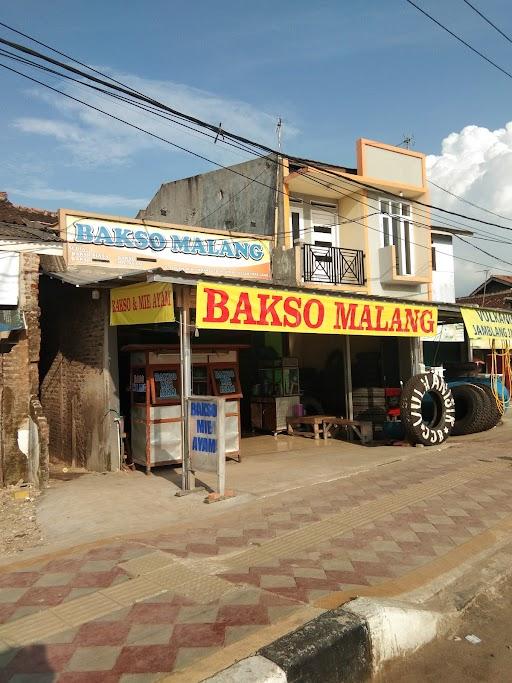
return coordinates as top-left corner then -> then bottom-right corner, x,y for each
379,199 -> 412,275
150,366 -> 181,404
192,365 -> 209,395
209,364 -> 242,397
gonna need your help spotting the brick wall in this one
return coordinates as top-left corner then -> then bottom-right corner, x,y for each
40,278 -> 112,471
0,253 -> 48,486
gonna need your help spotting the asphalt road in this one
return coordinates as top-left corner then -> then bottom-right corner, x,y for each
375,575 -> 512,682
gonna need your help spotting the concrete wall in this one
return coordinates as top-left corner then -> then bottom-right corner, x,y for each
363,145 -> 423,187
139,156 -> 278,237
40,279 -> 118,472
0,253 -> 49,487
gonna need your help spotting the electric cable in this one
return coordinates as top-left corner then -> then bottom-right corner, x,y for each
404,0 -> 512,81
2,51 -> 512,272
461,0 -> 512,46
3,27 -> 512,237
428,179 -> 512,222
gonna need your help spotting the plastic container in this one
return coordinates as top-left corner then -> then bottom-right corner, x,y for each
383,420 -> 405,440
293,403 -> 305,417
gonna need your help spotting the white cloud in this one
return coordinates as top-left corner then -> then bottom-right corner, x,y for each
12,70 -> 298,167
7,185 -> 147,210
427,123 -> 512,296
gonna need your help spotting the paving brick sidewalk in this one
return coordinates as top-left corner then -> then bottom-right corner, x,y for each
1,438 -> 512,682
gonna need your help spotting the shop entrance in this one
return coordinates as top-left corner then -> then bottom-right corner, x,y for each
114,316 -> 415,473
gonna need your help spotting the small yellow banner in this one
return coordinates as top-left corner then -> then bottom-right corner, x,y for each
196,282 -> 437,337
461,306 -> 512,346
110,281 -> 174,326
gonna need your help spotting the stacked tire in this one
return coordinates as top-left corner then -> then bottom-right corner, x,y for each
400,373 -> 502,446
450,383 -> 501,436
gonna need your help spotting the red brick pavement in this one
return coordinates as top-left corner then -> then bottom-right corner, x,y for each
1,444 -> 512,680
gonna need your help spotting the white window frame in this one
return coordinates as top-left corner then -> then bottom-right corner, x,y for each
379,198 -> 413,276
289,199 -> 304,243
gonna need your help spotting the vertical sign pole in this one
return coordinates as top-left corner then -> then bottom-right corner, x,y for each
217,398 -> 226,497
180,303 -> 194,491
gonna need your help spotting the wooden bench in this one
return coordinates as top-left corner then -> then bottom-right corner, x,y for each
286,415 -> 337,440
286,415 -> 373,444
323,418 -> 373,444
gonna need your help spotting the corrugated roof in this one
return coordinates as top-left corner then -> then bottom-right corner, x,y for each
0,220 -> 61,243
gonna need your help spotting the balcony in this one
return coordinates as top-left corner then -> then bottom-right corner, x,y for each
302,244 -> 365,286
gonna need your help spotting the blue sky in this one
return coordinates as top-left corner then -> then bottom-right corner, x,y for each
2,0 -> 512,292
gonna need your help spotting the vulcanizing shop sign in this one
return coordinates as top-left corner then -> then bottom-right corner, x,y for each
196,282 -> 438,336
461,307 -> 512,346
61,211 -> 271,280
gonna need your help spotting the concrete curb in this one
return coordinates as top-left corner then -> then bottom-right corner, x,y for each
202,600 -> 442,683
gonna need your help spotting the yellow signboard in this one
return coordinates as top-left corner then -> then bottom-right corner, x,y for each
461,307 -> 512,346
110,282 -> 174,326
196,282 -> 437,336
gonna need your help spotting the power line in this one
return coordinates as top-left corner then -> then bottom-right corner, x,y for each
2,42 -> 485,241
428,179 -> 512,222
0,19 -> 148,96
404,0 -> 512,81
3,27 -> 512,238
461,0 -> 512,46
312,163 -> 512,233
3,57 -> 510,272
196,168 -> 268,226
3,37 -> 512,271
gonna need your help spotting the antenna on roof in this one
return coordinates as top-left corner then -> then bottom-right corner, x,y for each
398,134 -> 415,150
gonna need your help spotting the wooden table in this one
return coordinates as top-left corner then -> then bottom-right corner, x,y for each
286,415 -> 337,440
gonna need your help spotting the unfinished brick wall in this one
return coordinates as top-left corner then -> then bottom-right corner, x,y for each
40,278 -> 112,471
0,253 -> 48,487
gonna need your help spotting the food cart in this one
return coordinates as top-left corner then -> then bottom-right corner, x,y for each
123,344 -> 244,473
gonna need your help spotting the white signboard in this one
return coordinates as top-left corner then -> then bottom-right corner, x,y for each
0,252 -> 19,305
62,211 -> 271,280
188,396 -> 225,495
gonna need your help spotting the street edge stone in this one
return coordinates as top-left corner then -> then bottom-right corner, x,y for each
202,606 -> 372,683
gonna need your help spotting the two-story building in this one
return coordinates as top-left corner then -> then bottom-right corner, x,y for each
135,139 -> 438,429
140,139 -> 434,300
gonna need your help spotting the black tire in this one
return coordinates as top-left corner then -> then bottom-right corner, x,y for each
468,383 -> 501,433
451,384 -> 488,436
400,372 -> 455,446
